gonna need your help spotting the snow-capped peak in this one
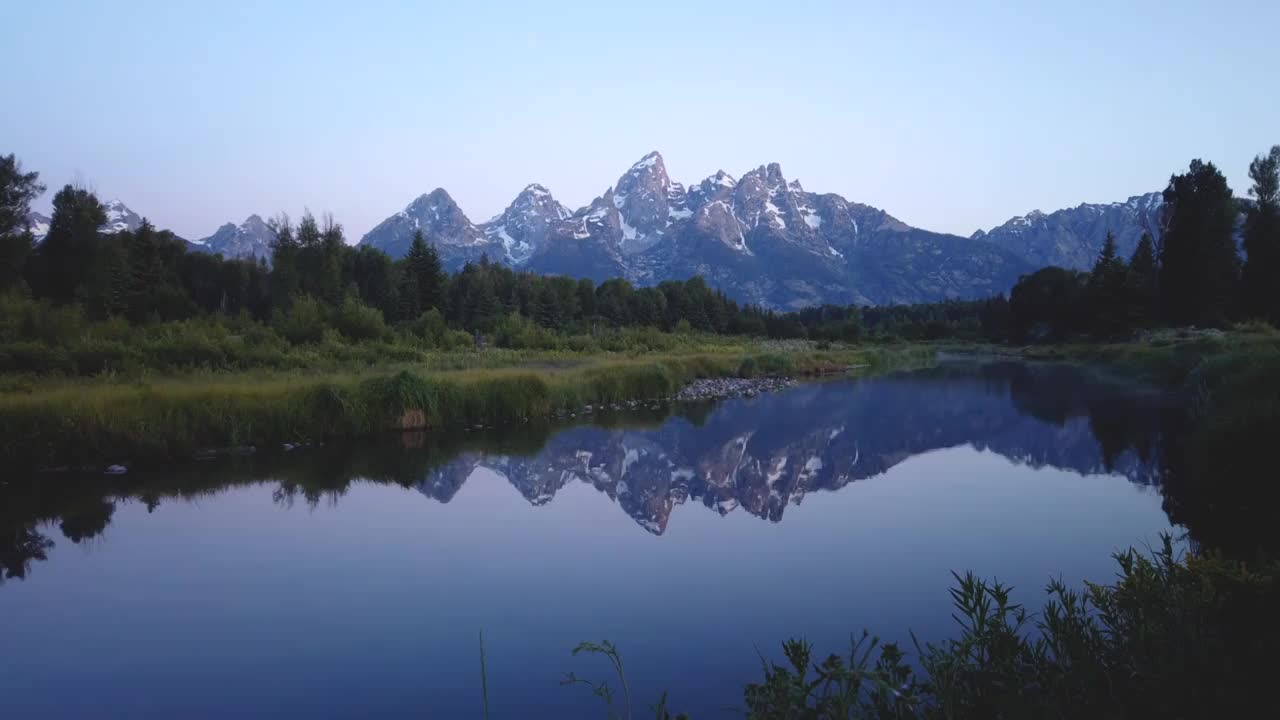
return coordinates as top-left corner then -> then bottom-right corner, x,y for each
481,183 -> 571,263
630,151 -> 663,171
708,170 -> 737,189
99,199 -> 143,234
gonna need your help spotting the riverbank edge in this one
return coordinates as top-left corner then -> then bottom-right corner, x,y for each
0,345 -> 935,472
942,327 -> 1280,391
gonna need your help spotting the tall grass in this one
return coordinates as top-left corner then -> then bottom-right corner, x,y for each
0,347 -> 928,470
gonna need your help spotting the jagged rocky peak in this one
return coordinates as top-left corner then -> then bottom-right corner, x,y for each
406,188 -> 462,220
734,163 -> 801,233
504,183 -> 570,221
687,170 -> 737,211
198,214 -> 275,261
359,186 -> 493,266
395,188 -> 485,246
483,183 -> 571,263
609,150 -> 689,253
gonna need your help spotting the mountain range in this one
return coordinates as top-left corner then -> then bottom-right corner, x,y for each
22,153 -> 1171,308
359,151 -> 1169,307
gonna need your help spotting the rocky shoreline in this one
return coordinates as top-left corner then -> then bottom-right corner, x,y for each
675,376 -> 796,401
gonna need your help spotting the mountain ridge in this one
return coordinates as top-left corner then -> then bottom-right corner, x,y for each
361,151 -> 1041,307
20,154 -> 1177,308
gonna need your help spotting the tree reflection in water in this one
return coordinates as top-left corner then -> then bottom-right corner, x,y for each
0,359 -> 1268,585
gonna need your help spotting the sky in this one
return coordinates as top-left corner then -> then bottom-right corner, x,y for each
3,0 -> 1278,242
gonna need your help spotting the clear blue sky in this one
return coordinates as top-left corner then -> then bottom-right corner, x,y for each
4,0 -> 1277,242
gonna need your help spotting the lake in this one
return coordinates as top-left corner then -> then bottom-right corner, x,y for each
0,360 -> 1184,718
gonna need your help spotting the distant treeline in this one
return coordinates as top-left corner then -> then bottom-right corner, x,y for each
1,146 -> 1277,366
1003,150 -> 1280,340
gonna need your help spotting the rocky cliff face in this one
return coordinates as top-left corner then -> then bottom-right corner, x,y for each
362,152 -> 1039,307
195,214 -> 274,261
482,183 -> 571,264
974,193 -> 1165,270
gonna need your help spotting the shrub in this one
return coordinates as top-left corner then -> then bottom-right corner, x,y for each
273,295 -> 329,344
333,298 -> 387,341
71,339 -> 140,375
0,341 -> 73,374
738,538 -> 1280,719
13,298 -> 87,345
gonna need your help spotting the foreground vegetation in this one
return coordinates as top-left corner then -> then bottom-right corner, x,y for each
0,343 -> 929,470
559,539 -> 1280,719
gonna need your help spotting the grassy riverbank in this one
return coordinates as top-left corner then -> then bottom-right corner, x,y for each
0,343 -> 933,470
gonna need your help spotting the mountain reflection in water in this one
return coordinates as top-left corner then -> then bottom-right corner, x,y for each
1,359 -> 1176,584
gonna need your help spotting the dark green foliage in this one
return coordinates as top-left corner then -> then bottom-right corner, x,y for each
332,297 -> 387,340
1126,233 -> 1159,327
268,214 -> 300,309
1009,267 -> 1087,341
1085,232 -> 1130,338
745,634 -> 920,719
30,185 -> 107,303
402,230 -> 447,314
1159,159 -> 1240,327
273,294 -> 329,343
553,539 -> 1279,718
0,154 -> 44,292
1243,146 -> 1280,322
679,539 -> 1280,718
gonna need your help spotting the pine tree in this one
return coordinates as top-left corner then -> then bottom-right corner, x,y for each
1086,232 -> 1130,338
124,220 -> 165,322
1158,159 -> 1240,327
465,272 -> 501,331
403,230 -> 446,312
532,283 -> 557,327
419,241 -> 446,311
1242,146 -> 1280,322
1126,232 -> 1159,328
395,269 -> 421,322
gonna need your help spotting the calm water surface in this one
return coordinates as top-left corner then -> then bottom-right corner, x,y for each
0,361 -> 1182,718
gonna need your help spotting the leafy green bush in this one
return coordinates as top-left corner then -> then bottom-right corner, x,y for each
407,308 -> 449,347
273,295 -> 329,344
0,294 -> 87,345
332,297 -> 388,341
